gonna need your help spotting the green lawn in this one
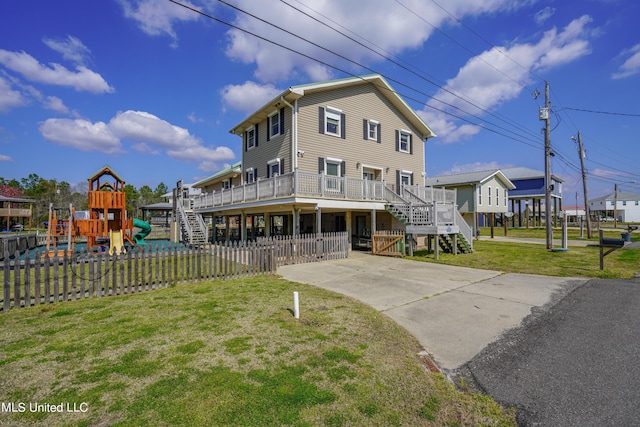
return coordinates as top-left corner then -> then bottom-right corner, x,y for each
482,226 -> 639,242
0,275 -> 516,427
409,240 -> 640,279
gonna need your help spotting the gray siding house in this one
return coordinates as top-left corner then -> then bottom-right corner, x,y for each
191,74 -> 468,244
182,75 -> 472,251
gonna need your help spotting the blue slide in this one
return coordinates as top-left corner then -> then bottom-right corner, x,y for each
133,218 -> 152,245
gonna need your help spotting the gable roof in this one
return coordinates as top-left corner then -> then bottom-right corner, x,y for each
502,166 -> 564,183
87,165 -> 125,185
229,74 -> 435,140
192,161 -> 242,189
590,191 -> 640,204
424,169 -> 515,189
0,195 -> 32,203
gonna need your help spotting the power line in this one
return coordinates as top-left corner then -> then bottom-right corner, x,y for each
173,0 -> 545,149
561,107 -> 640,117
279,0 -> 542,143
170,0 -> 638,182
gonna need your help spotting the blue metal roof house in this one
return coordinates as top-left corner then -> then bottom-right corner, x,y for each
501,167 -> 563,227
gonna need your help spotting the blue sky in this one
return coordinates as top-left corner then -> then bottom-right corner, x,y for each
1,0 -> 639,200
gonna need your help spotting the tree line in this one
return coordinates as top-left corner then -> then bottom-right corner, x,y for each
0,174 -> 169,227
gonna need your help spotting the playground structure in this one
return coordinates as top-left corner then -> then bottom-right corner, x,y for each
44,166 -> 151,256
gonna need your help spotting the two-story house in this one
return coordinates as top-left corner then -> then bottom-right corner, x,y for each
187,74 -> 471,251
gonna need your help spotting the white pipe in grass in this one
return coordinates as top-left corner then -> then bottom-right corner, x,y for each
293,291 -> 300,319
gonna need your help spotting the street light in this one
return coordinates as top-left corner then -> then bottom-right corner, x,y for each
614,181 -> 637,228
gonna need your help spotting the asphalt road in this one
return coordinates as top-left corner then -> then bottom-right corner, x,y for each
460,277 -> 640,427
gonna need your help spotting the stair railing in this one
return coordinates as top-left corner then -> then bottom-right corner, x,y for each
454,209 -> 473,251
195,213 -> 208,242
176,202 -> 194,244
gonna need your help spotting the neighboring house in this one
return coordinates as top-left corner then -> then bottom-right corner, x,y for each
0,195 -> 33,231
561,206 -> 586,224
187,74 -> 473,251
502,167 -> 563,227
589,191 -> 640,223
423,170 -> 515,233
192,161 -> 243,193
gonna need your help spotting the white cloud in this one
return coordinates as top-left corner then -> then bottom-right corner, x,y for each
220,81 -> 282,114
534,6 -> 555,25
132,142 -> 161,155
421,15 -> 594,143
109,110 -> 235,170
0,49 -> 114,94
109,110 -> 202,148
42,35 -> 91,65
439,161 -> 514,175
39,118 -> 123,154
187,112 -> 204,123
43,96 -> 69,114
118,0 -> 200,47
0,154 -> 14,162
39,110 -> 235,171
0,76 -> 27,112
612,44 -> 640,79
223,0 -> 534,82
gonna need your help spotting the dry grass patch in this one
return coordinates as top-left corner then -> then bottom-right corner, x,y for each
0,275 -> 515,426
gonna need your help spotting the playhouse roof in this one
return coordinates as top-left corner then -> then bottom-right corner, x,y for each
87,165 -> 125,185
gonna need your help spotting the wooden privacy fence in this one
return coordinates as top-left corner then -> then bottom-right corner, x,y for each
1,232 -> 349,312
372,231 -> 405,257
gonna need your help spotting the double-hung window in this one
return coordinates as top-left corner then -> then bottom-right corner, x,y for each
246,126 -> 256,150
365,119 -> 380,142
269,110 -> 280,139
325,107 -> 342,136
396,130 -> 412,153
245,167 -> 255,184
504,190 -> 508,207
488,187 -> 492,206
267,158 -> 282,178
496,187 -> 499,207
222,179 -> 231,190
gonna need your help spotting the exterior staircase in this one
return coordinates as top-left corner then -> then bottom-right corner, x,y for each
383,185 -> 473,254
175,189 -> 208,246
181,210 -> 208,245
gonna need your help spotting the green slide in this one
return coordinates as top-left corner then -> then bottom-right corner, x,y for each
133,218 -> 152,245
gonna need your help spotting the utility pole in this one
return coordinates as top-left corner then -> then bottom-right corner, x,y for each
613,183 -> 618,228
540,81 -> 553,249
574,131 -> 592,238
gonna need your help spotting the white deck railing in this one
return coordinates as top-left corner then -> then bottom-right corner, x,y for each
193,171 -> 396,210
403,184 -> 457,204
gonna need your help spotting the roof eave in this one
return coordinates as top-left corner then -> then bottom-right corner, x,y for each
229,89 -> 302,136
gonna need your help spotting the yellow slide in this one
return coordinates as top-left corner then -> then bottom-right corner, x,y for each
109,230 -> 125,255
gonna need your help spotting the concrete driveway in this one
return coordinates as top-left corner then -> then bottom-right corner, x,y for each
278,251 -> 586,371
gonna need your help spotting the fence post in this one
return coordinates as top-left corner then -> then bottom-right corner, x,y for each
62,251 -> 69,302
3,252 -> 10,311
24,250 -> 31,308
13,250 -> 21,308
